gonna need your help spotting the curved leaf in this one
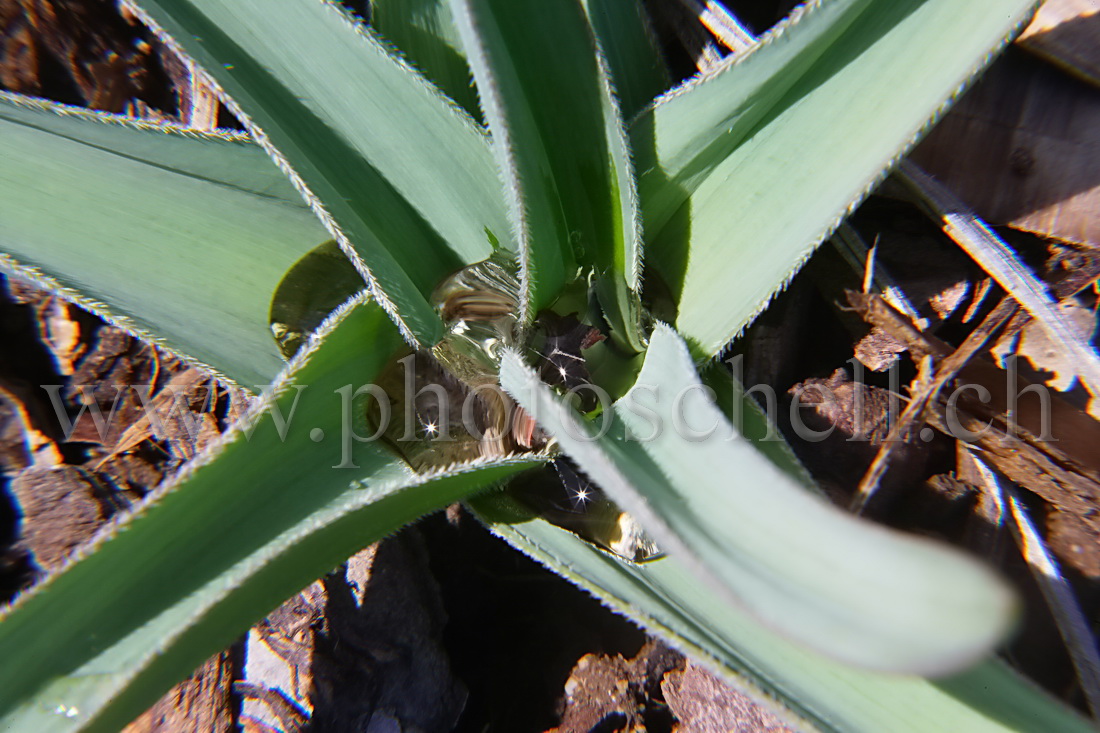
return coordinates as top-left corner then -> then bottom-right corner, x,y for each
633,0 -> 1038,358
0,299 -> 541,731
499,325 -> 1016,673
450,0 -> 642,348
482,517 -> 1089,733
125,0 -> 512,345
0,93 -> 327,386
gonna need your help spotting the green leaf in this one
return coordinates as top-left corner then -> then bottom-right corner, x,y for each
581,0 -> 669,121
0,93 -> 327,387
633,0 -> 1038,358
126,0 -> 513,345
371,0 -> 483,122
499,324 -> 1016,673
370,1 -> 666,346
632,0 -> 871,240
450,0 -> 642,348
0,298 -> 541,731
699,360 -> 815,490
483,517 -> 1090,733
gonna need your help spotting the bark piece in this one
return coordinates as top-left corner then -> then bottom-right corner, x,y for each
854,327 -> 909,372
39,297 -> 84,376
911,50 -> 1100,248
10,464 -> 103,570
786,368 -> 925,501
1047,506 -> 1100,579
662,662 -> 794,733
849,291 -> 1100,483
1018,0 -> 1100,87
124,653 -> 235,733
549,640 -> 683,733
0,0 -> 171,112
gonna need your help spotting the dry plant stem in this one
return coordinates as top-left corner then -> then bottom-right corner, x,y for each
968,450 -> 1100,721
850,294 -> 1018,512
998,251 -> 1100,350
925,405 -> 1100,528
896,160 -> 1100,404
854,290 -> 1100,525
654,0 -> 730,73
675,0 -> 756,56
185,69 -> 218,130
851,290 -> 1100,485
832,224 -> 923,324
0,376 -> 62,467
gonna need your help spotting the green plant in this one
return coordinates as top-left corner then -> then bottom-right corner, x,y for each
0,0 -> 1088,730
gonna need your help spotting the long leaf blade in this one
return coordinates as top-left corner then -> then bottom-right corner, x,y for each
0,299 -> 541,731
450,0 -> 642,346
0,93 -> 329,387
482,517 -> 1089,733
499,325 -> 1015,673
372,0 -> 664,343
581,0 -> 669,122
632,0 -> 872,241
125,0 -> 513,345
371,0 -> 483,122
634,0 -> 1038,358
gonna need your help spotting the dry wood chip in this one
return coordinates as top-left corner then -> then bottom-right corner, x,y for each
0,376 -> 62,467
1046,506 -> 1100,578
0,398 -> 29,471
849,292 -> 1100,482
9,464 -> 102,570
853,327 -> 909,372
111,369 -> 212,455
910,50 -> 1100,249
0,0 -> 166,112
993,296 -> 1098,393
851,294 -> 1019,511
1,281 -> 237,727
40,297 -> 83,376
1018,0 -> 1100,87
897,160 -> 1100,412
662,661 -> 795,733
548,640 -> 683,733
123,653 -> 235,733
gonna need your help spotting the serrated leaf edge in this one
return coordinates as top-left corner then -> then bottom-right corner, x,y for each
0,89 -> 251,142
120,0 -> 422,347
0,290 -> 366,621
0,253 -> 241,388
448,0 -> 537,329
686,2 -> 1040,361
481,518 -> 818,732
